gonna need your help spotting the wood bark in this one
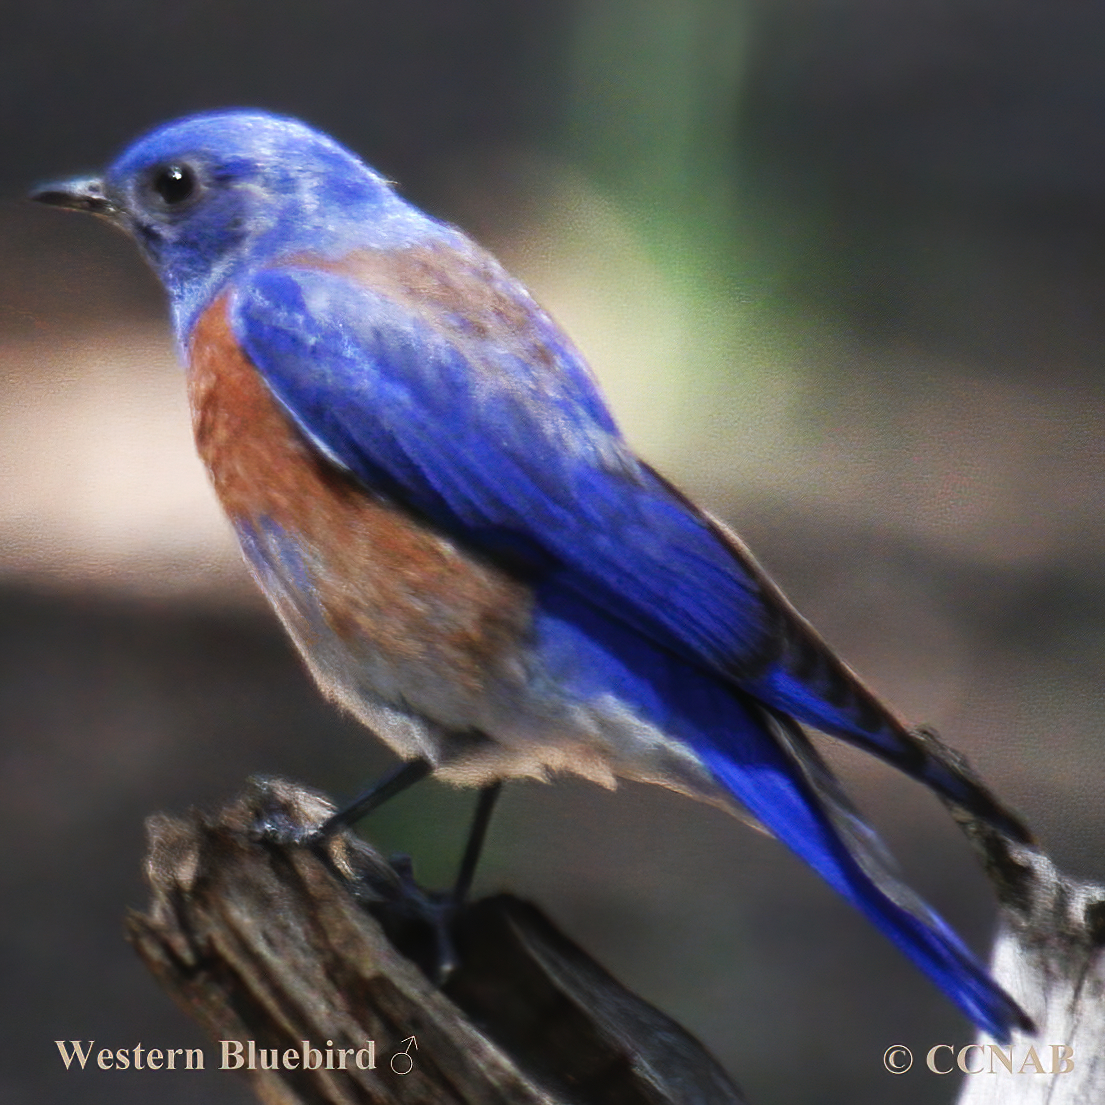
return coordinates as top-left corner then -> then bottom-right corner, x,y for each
126,777 -> 748,1105
954,825 -> 1105,1104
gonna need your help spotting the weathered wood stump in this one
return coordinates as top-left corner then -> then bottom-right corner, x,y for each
126,777 -> 748,1104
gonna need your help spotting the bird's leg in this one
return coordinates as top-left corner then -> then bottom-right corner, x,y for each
430,780 -> 503,981
268,758 -> 502,984
451,781 -> 502,909
314,757 -> 434,839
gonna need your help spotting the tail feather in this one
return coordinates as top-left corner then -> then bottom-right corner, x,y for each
692,698 -> 1033,1041
534,584 -> 1031,1039
690,507 -> 1030,845
745,653 -> 1033,846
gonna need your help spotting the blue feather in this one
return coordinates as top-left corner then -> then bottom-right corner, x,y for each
532,584 -> 1027,1041
231,264 -> 774,669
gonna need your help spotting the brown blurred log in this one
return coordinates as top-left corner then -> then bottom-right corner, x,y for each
126,776 -> 748,1105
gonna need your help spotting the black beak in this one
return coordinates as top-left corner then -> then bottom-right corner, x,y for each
30,176 -> 118,217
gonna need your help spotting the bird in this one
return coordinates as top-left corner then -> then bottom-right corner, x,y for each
33,110 -> 1032,1039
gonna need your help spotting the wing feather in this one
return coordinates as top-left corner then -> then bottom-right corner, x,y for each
231,262 -> 774,670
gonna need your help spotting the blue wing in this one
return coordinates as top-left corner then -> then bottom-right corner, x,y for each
227,256 -> 1029,843
229,260 -> 776,671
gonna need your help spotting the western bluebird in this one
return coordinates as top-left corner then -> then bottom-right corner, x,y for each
34,110 -> 1031,1039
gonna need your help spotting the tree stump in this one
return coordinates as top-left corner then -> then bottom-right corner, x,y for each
126,777 -> 749,1105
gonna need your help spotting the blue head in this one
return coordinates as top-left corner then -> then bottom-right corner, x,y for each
33,111 -> 439,335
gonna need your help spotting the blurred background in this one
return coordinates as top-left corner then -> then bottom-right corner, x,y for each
3,2 -> 1105,1103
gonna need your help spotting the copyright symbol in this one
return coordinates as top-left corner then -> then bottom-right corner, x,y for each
883,1045 -> 913,1073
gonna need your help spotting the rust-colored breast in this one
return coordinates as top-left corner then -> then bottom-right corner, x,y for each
186,295 -> 532,695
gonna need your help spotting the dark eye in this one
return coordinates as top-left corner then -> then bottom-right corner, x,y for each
151,163 -> 197,205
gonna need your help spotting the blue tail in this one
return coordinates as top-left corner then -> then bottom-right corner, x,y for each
693,709 -> 1030,1041
744,658 -> 1032,844
534,586 -> 1031,1041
